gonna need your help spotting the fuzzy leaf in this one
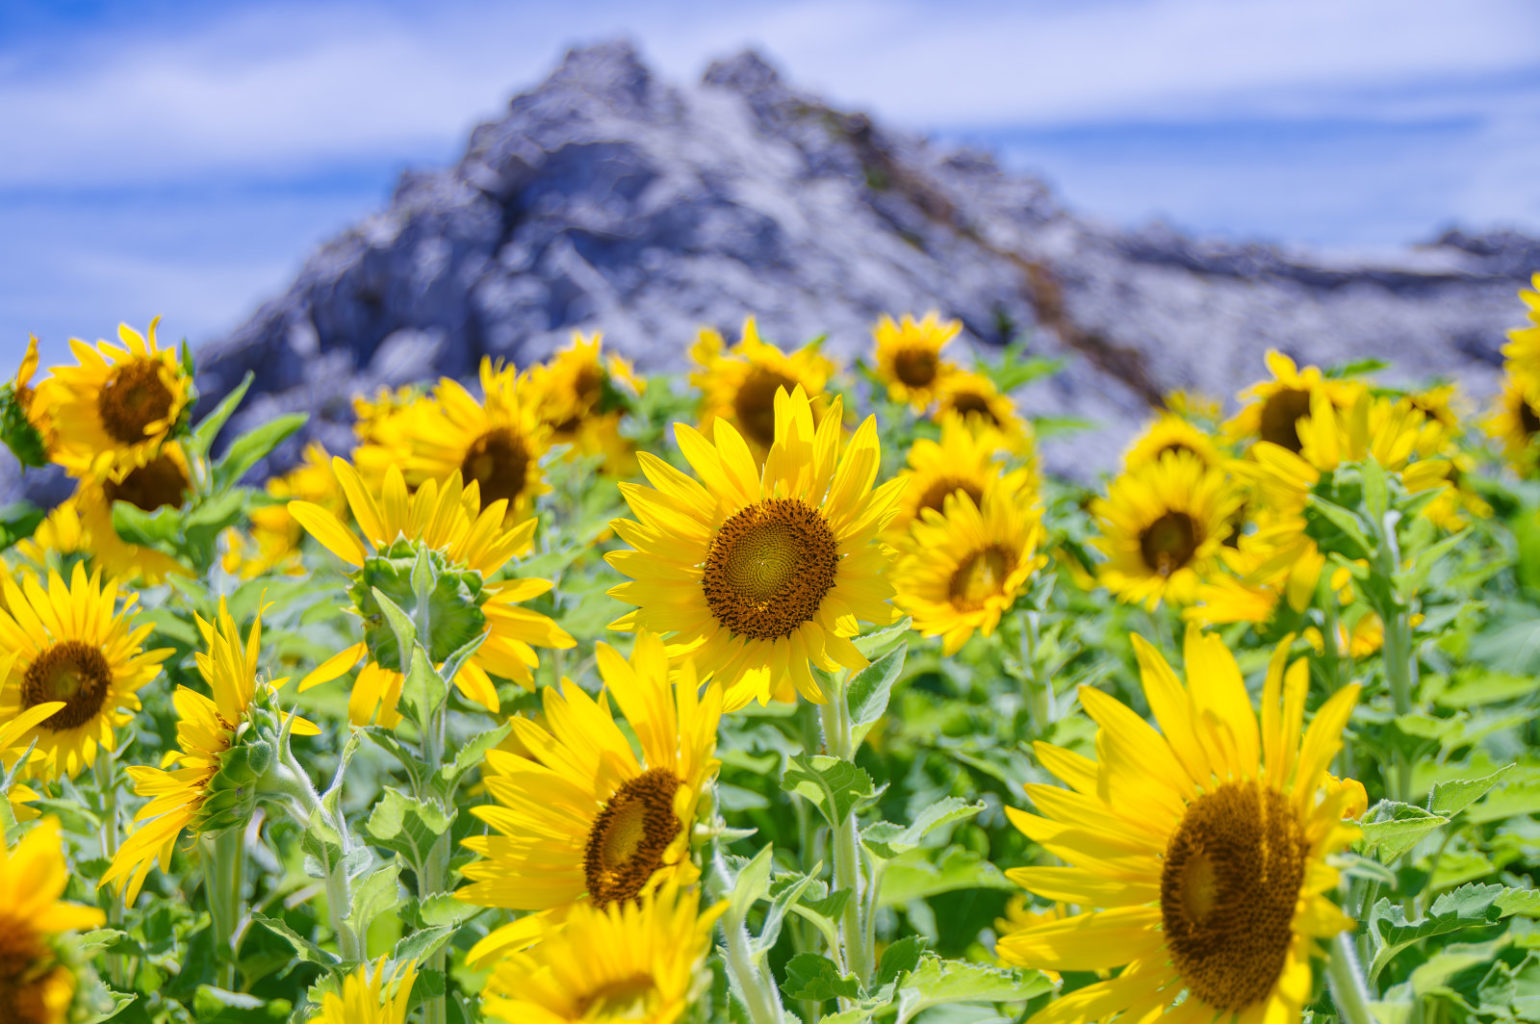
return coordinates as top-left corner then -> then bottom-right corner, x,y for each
783,755 -> 876,826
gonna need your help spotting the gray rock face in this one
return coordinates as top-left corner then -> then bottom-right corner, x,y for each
127,42 -> 1540,482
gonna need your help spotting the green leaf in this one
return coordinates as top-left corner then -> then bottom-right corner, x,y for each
0,505 -> 44,552
192,371 -> 253,454
780,953 -> 860,1002
214,412 -> 306,490
399,644 -> 449,732
1497,888 -> 1540,918
110,501 -> 181,552
782,755 -> 876,826
727,846 -> 774,922
1370,882 -> 1507,982
192,986 -> 288,1021
366,788 -> 452,866
752,868 -> 824,957
1306,493 -> 1373,557
895,956 -> 1048,1016
877,935 -> 926,986
1362,458 -> 1389,521
879,847 -> 1015,907
1359,800 -> 1449,863
848,647 -> 905,742
369,586 -> 418,661
438,720 -> 513,795
862,798 -> 984,859
1429,763 -> 1516,819
251,913 -> 339,967
349,860 -> 401,935
853,619 -> 912,660
393,925 -> 456,965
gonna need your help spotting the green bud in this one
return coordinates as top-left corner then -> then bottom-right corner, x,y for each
0,384 -> 47,469
193,731 -> 273,835
349,541 -> 487,671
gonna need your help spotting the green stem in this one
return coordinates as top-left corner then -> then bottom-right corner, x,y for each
710,845 -> 785,1024
1018,611 -> 1052,731
273,757 -> 362,961
817,673 -> 875,995
418,691 -> 451,1024
95,757 -> 130,989
204,830 -> 246,990
1326,931 -> 1377,1024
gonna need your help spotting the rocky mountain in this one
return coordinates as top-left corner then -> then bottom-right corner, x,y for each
12,40 -> 1536,501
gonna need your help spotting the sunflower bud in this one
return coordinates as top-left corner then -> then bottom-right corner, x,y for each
0,382 -> 47,469
349,540 -> 487,671
192,729 -> 274,835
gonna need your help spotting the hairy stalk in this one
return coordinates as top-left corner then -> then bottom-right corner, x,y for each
711,845 -> 785,1024
817,670 -> 876,994
1326,930 -> 1377,1024
1017,610 -> 1052,731
95,756 -> 130,988
273,754 -> 362,962
204,829 -> 246,989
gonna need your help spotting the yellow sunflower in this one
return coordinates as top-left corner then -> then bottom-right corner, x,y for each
102,600 -> 317,903
292,460 -> 574,722
352,383 -> 421,445
607,386 -> 902,709
32,317 -> 192,476
307,958 -> 416,1024
525,331 -> 643,472
223,442 -> 344,578
481,880 -> 724,1024
459,632 -> 721,964
893,484 -> 1044,654
0,669 -> 64,823
1185,529 -> 1323,629
994,898 -> 1066,980
354,358 -> 549,529
1501,271 -> 1540,371
0,818 -> 107,1024
931,369 -> 1031,450
0,335 -> 51,466
1226,350 -> 1360,455
872,311 -> 962,409
8,501 -> 88,577
1487,368 -> 1540,477
998,627 -> 1364,1024
888,416 -> 1032,539
1123,413 -> 1226,472
0,564 -> 170,779
690,317 -> 836,455
1091,451 -> 1241,609
72,441 -> 194,583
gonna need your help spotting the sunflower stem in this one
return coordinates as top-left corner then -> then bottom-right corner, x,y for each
272,754 -> 362,962
817,671 -> 876,995
1327,930 -> 1377,1024
94,755 -> 131,989
203,829 -> 246,990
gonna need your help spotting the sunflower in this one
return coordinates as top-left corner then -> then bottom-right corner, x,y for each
872,311 -> 961,409
72,441 -> 194,583
893,484 -> 1044,655
1501,271 -> 1540,371
224,442 -> 344,578
1487,368 -> 1540,477
1185,531 -> 1323,629
0,817 -> 107,1023
0,564 -> 170,779
354,359 -> 549,528
102,600 -> 317,903
459,632 -> 721,964
525,331 -> 643,472
292,460 -> 574,722
0,670 -> 65,823
690,317 -> 836,454
1123,413 -> 1225,472
607,386 -> 902,709
994,898 -> 1066,979
32,317 -> 191,476
352,383 -> 421,445
8,501 -> 88,578
1226,350 -> 1360,455
888,416 -> 1032,539
931,369 -> 1031,449
997,627 -> 1364,1024
307,958 -> 416,1024
1091,451 -> 1241,609
0,335 -> 50,467
481,880 -> 724,1024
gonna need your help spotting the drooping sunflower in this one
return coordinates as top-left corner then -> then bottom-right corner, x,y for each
872,311 -> 962,409
689,317 -> 836,455
102,600 -> 317,903
1225,350 -> 1359,455
887,416 -> 1033,539
1091,450 -> 1242,609
459,632 -> 721,964
223,442 -> 344,579
292,460 -> 574,722
0,817 -> 107,1023
525,331 -> 644,472
307,958 -> 416,1024
32,317 -> 192,476
72,440 -> 194,583
893,485 -> 1045,654
0,335 -> 50,467
998,627 -> 1365,1024
354,358 -> 549,529
480,880 -> 724,1024
607,386 -> 902,709
1123,412 -> 1226,472
931,369 -> 1031,449
0,564 -> 171,779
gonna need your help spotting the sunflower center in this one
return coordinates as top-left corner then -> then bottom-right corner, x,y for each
0,933 -> 57,1024
1139,511 -> 1199,577
552,364 -> 606,436
733,368 -> 798,450
21,640 -> 113,731
948,544 -> 1015,611
573,972 -> 662,1019
1160,781 -> 1307,1013
916,478 -> 984,517
1258,388 -> 1312,453
949,391 -> 1000,426
584,768 -> 683,907
702,498 -> 839,640
103,453 -> 189,512
97,358 -> 175,445
893,348 -> 939,388
1155,442 -> 1198,462
460,428 -> 530,511
1521,399 -> 1540,438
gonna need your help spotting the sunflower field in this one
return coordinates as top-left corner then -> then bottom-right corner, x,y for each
1,284 -> 1540,1024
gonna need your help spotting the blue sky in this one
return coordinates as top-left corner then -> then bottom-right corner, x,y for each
2,0 -> 1538,364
